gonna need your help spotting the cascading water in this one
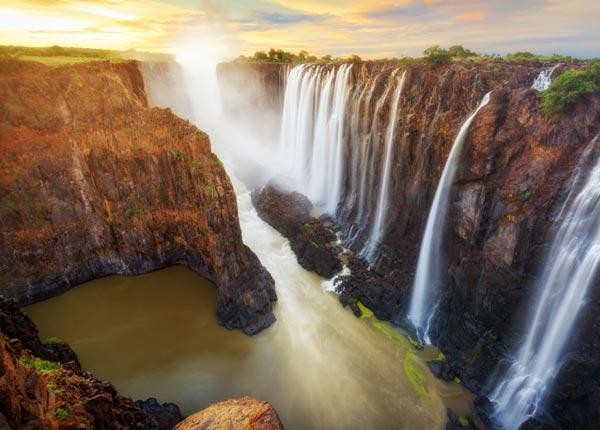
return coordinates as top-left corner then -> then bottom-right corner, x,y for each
407,92 -> 492,343
279,64 -> 410,264
279,64 -> 352,213
361,71 -> 407,260
531,64 -> 560,91
491,137 -> 600,429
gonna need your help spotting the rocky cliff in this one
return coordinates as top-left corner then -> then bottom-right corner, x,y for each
0,59 -> 276,335
221,60 -> 600,428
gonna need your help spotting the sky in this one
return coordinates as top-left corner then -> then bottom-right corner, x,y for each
0,0 -> 598,59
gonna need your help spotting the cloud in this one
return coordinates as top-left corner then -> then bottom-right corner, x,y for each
237,10 -> 326,27
0,0 -> 598,58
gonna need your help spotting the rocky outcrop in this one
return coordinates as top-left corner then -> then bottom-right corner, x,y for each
251,181 -> 342,278
175,397 -> 284,430
0,59 -> 276,335
0,296 -> 182,429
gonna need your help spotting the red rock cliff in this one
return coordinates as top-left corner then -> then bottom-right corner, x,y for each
0,59 -> 276,335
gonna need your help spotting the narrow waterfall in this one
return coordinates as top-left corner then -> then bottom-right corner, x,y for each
491,137 -> 600,429
531,64 -> 560,91
407,92 -> 492,343
279,64 -> 352,213
361,71 -> 407,261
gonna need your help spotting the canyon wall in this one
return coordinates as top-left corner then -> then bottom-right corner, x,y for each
220,60 -> 600,428
0,59 -> 276,335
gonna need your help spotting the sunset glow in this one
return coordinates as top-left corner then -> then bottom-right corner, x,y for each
1,1 -> 599,58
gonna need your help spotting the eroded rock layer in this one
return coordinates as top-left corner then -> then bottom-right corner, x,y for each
0,59 -> 276,335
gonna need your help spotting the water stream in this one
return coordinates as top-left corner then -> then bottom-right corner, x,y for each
407,92 -> 491,343
491,137 -> 600,429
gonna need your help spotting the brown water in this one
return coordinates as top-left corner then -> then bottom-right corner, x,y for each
26,185 -> 472,430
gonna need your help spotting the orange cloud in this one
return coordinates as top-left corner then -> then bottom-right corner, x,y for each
454,10 -> 487,22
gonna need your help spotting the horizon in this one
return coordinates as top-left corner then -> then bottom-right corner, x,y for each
1,1 -> 599,60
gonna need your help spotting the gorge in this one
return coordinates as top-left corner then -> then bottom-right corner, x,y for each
1,49 -> 599,430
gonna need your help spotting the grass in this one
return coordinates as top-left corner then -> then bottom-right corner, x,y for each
18,55 -> 124,67
19,356 -> 60,375
0,44 -> 173,67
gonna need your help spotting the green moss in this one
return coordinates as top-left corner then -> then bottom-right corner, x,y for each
522,190 -> 532,201
459,416 -> 469,427
2,197 -> 16,209
356,301 -> 374,319
203,184 -> 216,194
44,336 -> 60,346
171,149 -> 183,161
191,160 -> 203,170
19,356 -> 60,375
55,407 -> 70,420
403,352 -> 429,399
47,382 -> 62,395
124,206 -> 139,218
454,377 -> 462,384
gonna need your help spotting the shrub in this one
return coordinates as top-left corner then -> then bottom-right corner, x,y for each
171,149 -> 183,161
191,160 -> 203,170
55,407 -> 70,420
542,61 -> 600,116
44,336 -> 60,346
423,45 -> 452,66
448,45 -> 478,58
506,51 -> 538,61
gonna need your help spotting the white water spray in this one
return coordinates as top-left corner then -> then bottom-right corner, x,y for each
408,92 -> 491,343
491,137 -> 600,429
531,64 -> 560,91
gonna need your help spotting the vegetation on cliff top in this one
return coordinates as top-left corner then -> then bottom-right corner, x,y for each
235,45 -> 580,65
0,45 -> 172,66
542,60 -> 600,116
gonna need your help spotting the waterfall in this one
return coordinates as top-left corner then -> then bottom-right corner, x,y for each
279,64 -> 410,263
491,137 -> 600,429
279,64 -> 352,213
407,92 -> 492,343
531,64 -> 560,91
361,71 -> 407,261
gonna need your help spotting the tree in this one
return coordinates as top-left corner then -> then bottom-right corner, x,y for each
448,45 -> 478,58
423,45 -> 452,66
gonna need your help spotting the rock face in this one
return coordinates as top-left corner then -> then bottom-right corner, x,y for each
0,296 -> 183,429
0,59 -> 276,335
251,181 -> 342,278
222,60 -> 600,428
175,397 -> 284,430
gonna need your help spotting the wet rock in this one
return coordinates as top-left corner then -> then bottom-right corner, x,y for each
135,398 -> 183,430
251,181 -> 343,278
175,397 -> 284,430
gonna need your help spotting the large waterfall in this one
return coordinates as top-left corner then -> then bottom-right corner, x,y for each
279,64 -> 408,264
491,137 -> 600,429
407,92 -> 491,343
279,64 -> 353,213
